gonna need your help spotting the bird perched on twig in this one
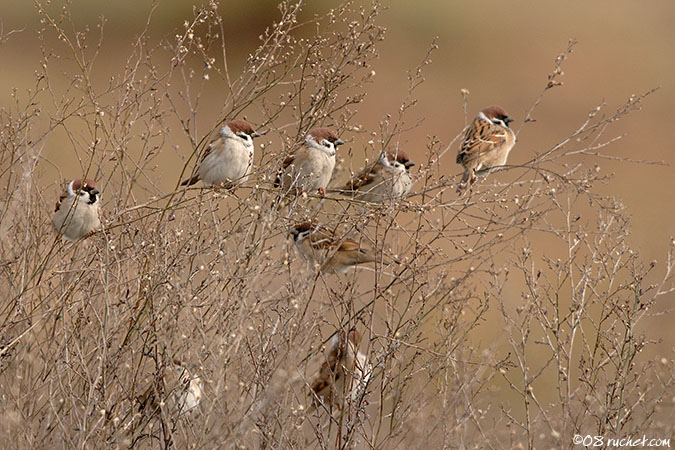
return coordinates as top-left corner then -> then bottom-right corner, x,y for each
340,149 -> 415,203
52,178 -> 102,241
137,358 -> 203,417
456,105 -> 515,193
309,328 -> 371,410
275,127 -> 344,197
289,222 -> 376,274
181,119 -> 260,188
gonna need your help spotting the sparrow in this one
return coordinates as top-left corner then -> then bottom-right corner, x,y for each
52,178 -> 102,241
456,105 -> 515,191
341,149 -> 415,203
181,119 -> 260,187
137,359 -> 203,416
289,222 -> 376,274
310,328 -> 371,409
275,127 -> 344,196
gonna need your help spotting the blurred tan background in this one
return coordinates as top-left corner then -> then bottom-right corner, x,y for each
1,0 -> 673,373
1,0 -> 672,250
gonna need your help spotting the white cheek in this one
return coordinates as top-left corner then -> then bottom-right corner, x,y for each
238,134 -> 253,147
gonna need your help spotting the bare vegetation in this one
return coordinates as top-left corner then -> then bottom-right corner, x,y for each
0,1 -> 672,449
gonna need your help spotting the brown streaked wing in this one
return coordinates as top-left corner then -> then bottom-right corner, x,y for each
281,150 -> 296,170
344,162 -> 381,191
456,117 -> 507,165
338,239 -> 362,252
200,137 -> 225,162
311,376 -> 330,395
312,356 -> 341,394
311,338 -> 343,395
54,192 -> 68,212
275,150 -> 299,187
338,239 -> 376,263
308,229 -> 338,251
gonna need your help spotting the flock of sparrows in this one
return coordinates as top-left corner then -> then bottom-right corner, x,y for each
51,104 -> 516,415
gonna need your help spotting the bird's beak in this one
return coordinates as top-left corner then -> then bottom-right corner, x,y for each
405,161 -> 415,168
335,138 -> 345,146
251,131 -> 261,138
91,189 -> 100,195
505,116 -> 514,125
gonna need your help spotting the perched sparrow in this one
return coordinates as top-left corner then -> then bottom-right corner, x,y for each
181,119 -> 260,187
456,105 -> 515,191
275,128 -> 344,196
289,222 -> 376,274
310,328 -> 371,409
52,178 -> 102,241
341,149 -> 415,203
137,359 -> 203,416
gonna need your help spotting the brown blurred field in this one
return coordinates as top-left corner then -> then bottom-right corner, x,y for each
0,0 -> 673,447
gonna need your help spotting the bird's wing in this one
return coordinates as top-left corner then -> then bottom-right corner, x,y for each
181,138 -> 225,186
343,162 -> 382,191
456,115 -> 508,165
308,229 -> 338,251
338,239 -> 376,263
54,194 -> 66,213
200,137 -> 225,162
338,239 -> 361,252
311,345 -> 342,394
274,149 -> 300,187
280,148 -> 298,170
